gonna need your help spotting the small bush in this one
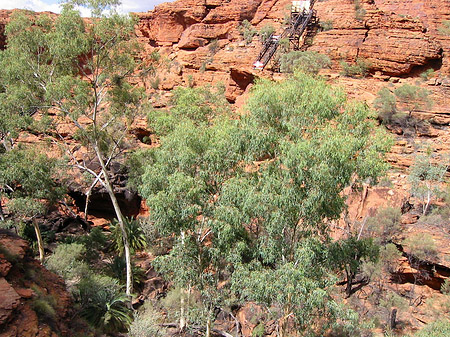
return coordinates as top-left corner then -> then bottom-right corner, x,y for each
259,24 -> 275,44
252,323 -> 265,337
110,217 -> 147,255
238,20 -> 257,44
208,39 -> 219,55
340,59 -> 370,77
404,233 -> 437,261
32,298 -> 56,321
280,51 -> 331,74
320,20 -> 333,31
374,87 -> 397,124
409,320 -> 450,337
394,84 -> 432,115
76,274 -> 132,333
150,76 -> 160,90
106,255 -> 146,289
441,278 -> 450,295
438,20 -> 450,35
129,303 -> 167,337
365,207 -> 401,244
377,176 -> 393,188
420,68 -> 435,81
45,243 -> 89,281
354,0 -> 366,21
150,50 -> 161,62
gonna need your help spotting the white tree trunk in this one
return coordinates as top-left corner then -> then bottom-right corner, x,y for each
95,147 -> 133,297
179,230 -> 187,331
206,317 -> 211,337
33,218 -> 45,264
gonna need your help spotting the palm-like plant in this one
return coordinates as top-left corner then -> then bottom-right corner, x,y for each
77,275 -> 133,333
110,217 -> 147,255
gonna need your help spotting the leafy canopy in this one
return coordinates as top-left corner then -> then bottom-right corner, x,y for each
133,73 -> 392,332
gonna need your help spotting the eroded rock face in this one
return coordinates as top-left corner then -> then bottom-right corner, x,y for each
0,229 -> 87,336
310,0 -> 446,75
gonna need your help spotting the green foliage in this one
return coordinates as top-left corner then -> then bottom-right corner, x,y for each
45,243 -> 89,281
354,0 -> 366,21
280,51 -> 331,74
252,323 -> 265,337
31,286 -> 58,322
149,49 -> 161,62
233,239 -> 338,333
259,24 -> 275,44
408,152 -> 447,215
106,255 -> 145,288
150,76 -> 160,90
135,73 -> 392,334
320,20 -> 334,31
374,87 -> 397,124
0,5 -> 143,161
129,302 -> 167,337
238,19 -> 257,44
375,84 -> 433,125
438,20 -> 450,35
340,58 -> 370,77
0,147 -> 64,218
365,207 -> 402,244
379,290 -> 408,311
208,39 -> 219,54
32,298 -> 56,321
408,320 -> 450,337
394,84 -> 432,115
404,233 -> 437,261
420,68 -> 435,81
75,274 -> 133,333
329,237 -> 379,295
110,217 -> 147,255
441,278 -> 450,295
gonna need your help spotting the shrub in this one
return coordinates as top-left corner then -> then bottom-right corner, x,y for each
129,303 -> 167,337
438,20 -> 450,35
441,278 -> 450,295
110,217 -> 147,255
259,24 -> 275,44
420,68 -> 435,81
252,323 -> 265,337
150,76 -> 160,90
409,320 -> 450,337
365,207 -> 402,244
32,298 -> 56,321
106,255 -> 146,289
354,0 -> 366,21
208,39 -> 219,55
45,243 -> 89,281
340,58 -> 370,77
394,84 -> 432,116
320,20 -> 333,31
150,49 -> 161,62
408,152 -> 447,215
280,51 -> 331,74
404,233 -> 437,261
374,87 -> 397,124
238,20 -> 257,44
76,274 -> 132,333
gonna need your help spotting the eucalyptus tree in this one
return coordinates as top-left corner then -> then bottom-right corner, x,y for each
134,74 -> 391,335
214,73 -> 392,335
0,0 -> 143,295
0,148 -> 64,263
131,86 -> 247,334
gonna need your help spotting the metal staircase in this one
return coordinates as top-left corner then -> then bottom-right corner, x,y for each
253,0 -> 318,70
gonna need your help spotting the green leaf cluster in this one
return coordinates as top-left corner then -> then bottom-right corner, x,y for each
133,73 -> 392,332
